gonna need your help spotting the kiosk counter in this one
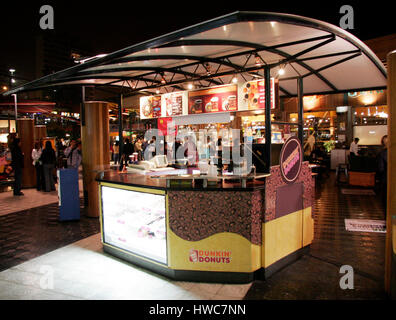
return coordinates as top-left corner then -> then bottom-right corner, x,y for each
96,142 -> 314,283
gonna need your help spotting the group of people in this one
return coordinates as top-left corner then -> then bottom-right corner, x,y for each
111,135 -> 222,168
111,137 -> 145,166
3,136 -> 82,197
30,139 -> 82,194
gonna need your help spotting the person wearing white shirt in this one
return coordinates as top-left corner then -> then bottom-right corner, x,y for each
31,141 -> 44,191
304,131 -> 316,156
350,138 -> 359,156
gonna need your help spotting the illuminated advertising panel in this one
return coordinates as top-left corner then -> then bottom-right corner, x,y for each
239,78 -> 275,110
188,85 -> 237,114
101,186 -> 167,264
140,95 -> 162,119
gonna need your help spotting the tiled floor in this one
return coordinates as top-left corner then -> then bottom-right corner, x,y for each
0,199 -> 100,272
0,178 -> 83,217
0,172 -> 389,300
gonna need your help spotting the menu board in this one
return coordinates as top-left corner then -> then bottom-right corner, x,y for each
239,78 -> 275,110
162,92 -> 184,116
188,85 -> 237,114
140,95 -> 162,119
101,186 -> 167,264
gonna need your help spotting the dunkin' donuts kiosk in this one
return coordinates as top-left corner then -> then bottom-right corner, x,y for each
97,136 -> 314,283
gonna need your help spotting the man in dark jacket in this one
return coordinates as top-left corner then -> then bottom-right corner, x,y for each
123,139 -> 134,165
11,138 -> 24,196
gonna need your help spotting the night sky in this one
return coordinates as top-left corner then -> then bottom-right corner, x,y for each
1,0 -> 395,81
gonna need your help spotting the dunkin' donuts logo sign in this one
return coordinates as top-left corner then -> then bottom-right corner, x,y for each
189,249 -> 231,264
280,137 -> 303,183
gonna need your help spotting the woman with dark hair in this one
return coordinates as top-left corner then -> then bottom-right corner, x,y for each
40,141 -> 57,192
11,138 -> 24,196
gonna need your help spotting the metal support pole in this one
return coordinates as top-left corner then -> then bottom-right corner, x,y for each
81,86 -> 86,126
118,94 -> 124,170
264,67 -> 272,173
11,94 -> 18,134
80,86 -> 88,208
297,77 -> 304,144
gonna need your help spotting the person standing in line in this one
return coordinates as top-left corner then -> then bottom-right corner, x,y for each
64,140 -> 82,169
40,141 -> 57,192
11,138 -> 24,196
32,141 -> 44,191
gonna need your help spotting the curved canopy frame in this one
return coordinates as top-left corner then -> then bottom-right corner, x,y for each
4,11 -> 387,97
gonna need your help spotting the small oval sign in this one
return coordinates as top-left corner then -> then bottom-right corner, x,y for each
280,137 -> 303,183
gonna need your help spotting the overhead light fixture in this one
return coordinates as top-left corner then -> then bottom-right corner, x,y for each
187,83 -> 194,90
160,73 -> 166,84
204,62 -> 211,76
232,75 -> 238,83
254,53 -> 262,66
9,68 -> 15,74
278,65 -> 286,76
156,89 -> 160,94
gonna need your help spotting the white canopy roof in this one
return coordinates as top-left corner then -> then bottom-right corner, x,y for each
5,11 -> 387,97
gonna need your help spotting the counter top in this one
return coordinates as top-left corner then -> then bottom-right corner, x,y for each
96,169 -> 268,191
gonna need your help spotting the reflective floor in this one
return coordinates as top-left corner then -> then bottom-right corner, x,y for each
0,172 -> 388,299
245,172 -> 387,300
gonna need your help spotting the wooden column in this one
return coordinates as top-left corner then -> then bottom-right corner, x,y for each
385,50 -> 396,298
81,101 -> 110,218
17,118 -> 36,188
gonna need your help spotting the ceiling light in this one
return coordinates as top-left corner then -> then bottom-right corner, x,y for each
187,83 -> 194,90
278,67 -> 285,76
232,75 -> 238,83
254,54 -> 262,66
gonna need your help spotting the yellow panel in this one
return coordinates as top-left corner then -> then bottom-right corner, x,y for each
303,207 -> 314,247
262,210 -> 303,268
168,229 -> 261,273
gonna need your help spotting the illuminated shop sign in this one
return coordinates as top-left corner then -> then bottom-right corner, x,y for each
279,136 -> 302,183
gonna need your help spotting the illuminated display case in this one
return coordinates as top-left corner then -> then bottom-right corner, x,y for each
100,185 -> 167,264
